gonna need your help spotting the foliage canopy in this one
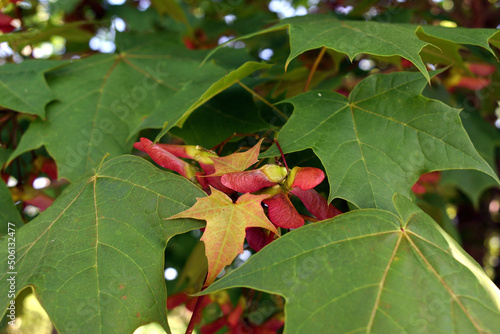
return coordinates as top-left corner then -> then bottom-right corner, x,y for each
1,1 -> 500,333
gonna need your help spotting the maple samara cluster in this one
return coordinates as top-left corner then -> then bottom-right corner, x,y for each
134,137 -> 341,286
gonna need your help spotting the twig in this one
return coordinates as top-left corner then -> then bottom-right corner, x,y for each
304,46 -> 326,92
274,139 -> 288,172
185,295 -> 206,334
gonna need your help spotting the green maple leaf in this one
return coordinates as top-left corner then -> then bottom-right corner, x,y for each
418,25 -> 500,57
0,155 -> 205,334
212,15 -> 430,81
441,111 -> 500,207
261,71 -> 498,213
141,61 -> 272,143
203,194 -> 500,333
168,187 -> 277,286
206,15 -> 500,80
170,87 -> 269,149
416,25 -> 500,69
7,33 -> 269,182
0,60 -> 61,117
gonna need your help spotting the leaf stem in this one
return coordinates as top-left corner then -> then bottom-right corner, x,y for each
274,139 -> 289,172
304,46 -> 327,92
236,80 -> 288,121
185,295 -> 206,334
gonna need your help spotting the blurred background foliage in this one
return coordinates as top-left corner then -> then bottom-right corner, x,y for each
1,0 -> 500,333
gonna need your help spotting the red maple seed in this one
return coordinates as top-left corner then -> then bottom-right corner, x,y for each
287,166 -> 325,190
418,171 -> 441,183
23,193 -> 55,212
0,13 -> 16,33
411,182 -> 426,194
200,317 -> 227,334
411,171 -> 441,195
455,77 -> 490,91
135,140 -> 216,164
40,159 -> 58,180
263,192 -> 304,229
221,164 -> 287,193
401,58 -> 414,68
198,163 -> 234,194
468,63 -> 496,76
138,138 -> 197,180
222,170 -> 278,193
245,227 -> 276,252
290,188 -> 342,220
166,292 -> 190,310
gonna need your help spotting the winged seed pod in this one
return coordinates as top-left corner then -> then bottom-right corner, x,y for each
221,164 -> 287,193
135,138 -> 197,180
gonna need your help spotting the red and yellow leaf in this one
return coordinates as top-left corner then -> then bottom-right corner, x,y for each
210,138 -> 265,175
168,187 -> 277,286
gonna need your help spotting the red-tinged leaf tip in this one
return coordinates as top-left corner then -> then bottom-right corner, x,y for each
246,227 -> 276,252
287,166 -> 325,190
140,138 -> 196,180
210,138 -> 265,175
264,192 -> 304,229
290,188 -> 341,220
168,187 -> 276,286
221,169 -> 277,193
